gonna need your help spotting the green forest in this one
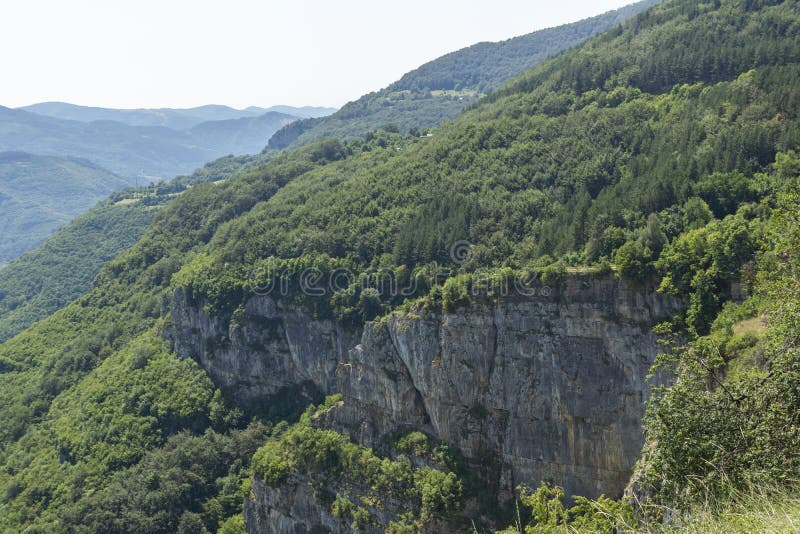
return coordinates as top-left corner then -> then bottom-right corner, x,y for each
1,0 -> 800,532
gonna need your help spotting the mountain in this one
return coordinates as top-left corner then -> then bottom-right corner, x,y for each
0,152 -> 129,264
0,106 -> 299,181
188,112 -> 298,156
266,0 -> 662,149
2,0 -> 800,532
250,105 -> 337,119
20,102 -> 257,130
0,108 -> 293,264
0,154 -> 263,343
19,102 -> 336,130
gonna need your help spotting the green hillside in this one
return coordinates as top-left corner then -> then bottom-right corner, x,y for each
266,0 -> 661,150
189,0 -> 799,334
0,154 -> 261,345
0,202 -> 156,344
0,152 -> 129,264
1,0 -> 800,531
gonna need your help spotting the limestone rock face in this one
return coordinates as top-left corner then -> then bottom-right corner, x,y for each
167,275 -> 681,532
243,474 -> 449,534
244,475 -> 338,534
167,291 -> 360,403
335,276 -> 677,500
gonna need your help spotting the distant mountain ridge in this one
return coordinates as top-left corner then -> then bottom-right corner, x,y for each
0,105 -> 300,180
267,0 -> 662,149
188,112 -> 301,156
0,104 -> 304,264
19,102 -> 336,130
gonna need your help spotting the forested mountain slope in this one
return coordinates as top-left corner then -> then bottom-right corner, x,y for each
266,0 -> 661,149
0,202 -> 157,342
1,0 -> 799,532
0,154 -> 263,344
0,152 -> 129,264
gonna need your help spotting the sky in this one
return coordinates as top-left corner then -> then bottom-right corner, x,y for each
0,0 -> 637,110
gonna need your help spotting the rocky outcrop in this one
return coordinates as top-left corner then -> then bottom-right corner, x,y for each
243,474 -> 437,534
244,475 -> 341,534
167,274 -> 681,532
167,290 -> 360,403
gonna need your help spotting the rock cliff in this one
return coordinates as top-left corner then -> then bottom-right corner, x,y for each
168,290 -> 360,405
167,274 -> 681,531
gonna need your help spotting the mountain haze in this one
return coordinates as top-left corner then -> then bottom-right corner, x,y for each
0,106 -> 296,264
20,102 -> 336,130
0,105 -> 299,180
188,112 -> 299,156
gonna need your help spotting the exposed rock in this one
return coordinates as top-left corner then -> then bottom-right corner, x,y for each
244,474 -> 451,534
167,274 -> 682,532
244,475 -> 365,534
167,290 -> 360,403
335,275 -> 677,500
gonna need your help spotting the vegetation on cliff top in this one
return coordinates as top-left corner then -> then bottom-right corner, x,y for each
177,0 -> 800,335
251,397 -> 464,531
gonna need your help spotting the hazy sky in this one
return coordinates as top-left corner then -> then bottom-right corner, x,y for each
1,0 -> 637,110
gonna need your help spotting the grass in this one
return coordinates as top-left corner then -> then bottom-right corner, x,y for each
732,315 -> 769,337
497,484 -> 800,533
606,484 -> 800,533
653,487 -> 800,533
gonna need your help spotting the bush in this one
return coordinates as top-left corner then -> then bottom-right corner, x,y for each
358,287 -> 383,320
251,441 -> 291,485
417,470 -> 463,517
499,482 -> 637,533
442,277 -> 470,312
217,514 -> 246,534
396,431 -> 430,457
614,241 -> 656,286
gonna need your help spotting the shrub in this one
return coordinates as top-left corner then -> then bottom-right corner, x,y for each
217,514 -> 246,534
614,241 -> 656,286
442,277 -> 470,312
